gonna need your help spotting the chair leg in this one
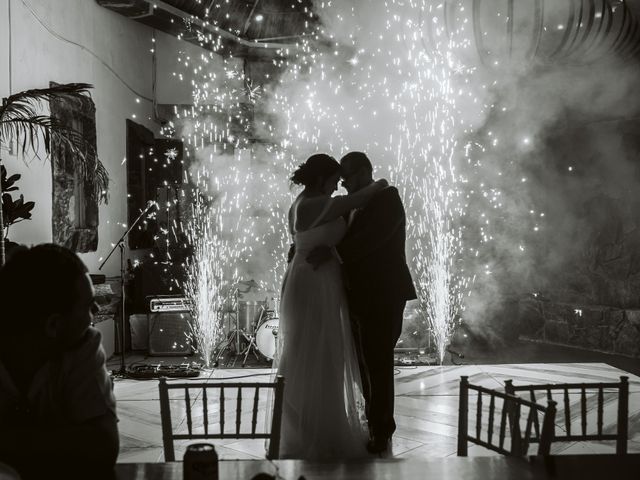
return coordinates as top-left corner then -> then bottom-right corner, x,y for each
268,376 -> 285,459
617,376 -> 629,455
538,400 -> 556,456
509,401 -> 523,456
458,376 -> 469,456
159,377 -> 176,462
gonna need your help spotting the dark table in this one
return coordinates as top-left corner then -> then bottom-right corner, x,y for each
113,455 -> 640,480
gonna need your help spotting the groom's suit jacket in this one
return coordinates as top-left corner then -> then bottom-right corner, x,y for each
336,185 -> 417,310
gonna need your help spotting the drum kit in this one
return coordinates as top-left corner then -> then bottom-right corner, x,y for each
215,280 -> 280,367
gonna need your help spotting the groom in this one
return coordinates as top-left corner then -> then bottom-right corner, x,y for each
309,151 -> 416,454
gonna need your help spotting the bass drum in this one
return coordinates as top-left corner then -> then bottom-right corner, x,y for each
255,318 -> 279,360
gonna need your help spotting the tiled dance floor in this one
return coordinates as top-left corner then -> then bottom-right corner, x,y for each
113,363 -> 640,463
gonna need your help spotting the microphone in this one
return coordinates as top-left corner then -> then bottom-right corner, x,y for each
145,200 -> 158,214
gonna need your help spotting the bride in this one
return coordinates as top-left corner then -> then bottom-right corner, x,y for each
275,153 -> 387,459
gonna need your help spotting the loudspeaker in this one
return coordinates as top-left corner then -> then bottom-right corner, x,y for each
147,311 -> 193,356
129,314 -> 149,351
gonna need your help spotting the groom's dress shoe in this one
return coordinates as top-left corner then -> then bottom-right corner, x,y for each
366,437 -> 390,454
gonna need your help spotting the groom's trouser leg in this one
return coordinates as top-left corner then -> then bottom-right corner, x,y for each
361,301 -> 405,440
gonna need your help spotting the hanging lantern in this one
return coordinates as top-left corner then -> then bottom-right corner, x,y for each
160,120 -> 176,138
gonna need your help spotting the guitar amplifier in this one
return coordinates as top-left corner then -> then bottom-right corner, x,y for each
147,311 -> 193,356
149,295 -> 191,312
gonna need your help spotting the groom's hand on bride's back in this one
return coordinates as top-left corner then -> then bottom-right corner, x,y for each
307,245 -> 332,270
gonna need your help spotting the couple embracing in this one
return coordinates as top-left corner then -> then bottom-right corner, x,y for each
275,152 -> 416,459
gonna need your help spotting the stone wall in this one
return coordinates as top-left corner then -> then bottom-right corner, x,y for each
519,298 -> 640,358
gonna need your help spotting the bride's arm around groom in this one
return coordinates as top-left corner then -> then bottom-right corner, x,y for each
294,178 -> 389,232
287,177 -> 388,263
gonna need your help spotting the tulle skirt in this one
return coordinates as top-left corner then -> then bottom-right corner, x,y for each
274,253 -> 368,459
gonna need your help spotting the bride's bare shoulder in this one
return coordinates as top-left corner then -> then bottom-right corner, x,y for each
295,196 -> 329,231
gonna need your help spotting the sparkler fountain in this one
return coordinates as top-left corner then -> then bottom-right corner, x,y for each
391,2 -> 476,364
170,33 -> 299,364
183,190 -> 241,368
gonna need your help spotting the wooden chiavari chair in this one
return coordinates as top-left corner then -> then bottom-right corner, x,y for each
158,375 -> 285,461
505,376 -> 629,454
458,376 -> 557,456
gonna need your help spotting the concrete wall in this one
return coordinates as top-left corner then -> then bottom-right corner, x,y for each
0,0 -> 9,97
155,28 -> 204,106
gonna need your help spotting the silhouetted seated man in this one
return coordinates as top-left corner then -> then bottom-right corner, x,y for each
0,244 -> 118,478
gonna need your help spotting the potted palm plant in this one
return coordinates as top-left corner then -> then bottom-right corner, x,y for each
0,83 -> 109,265
1,164 -> 35,244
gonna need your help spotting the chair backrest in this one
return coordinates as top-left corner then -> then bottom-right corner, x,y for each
458,376 -> 557,457
158,375 -> 285,461
505,376 -> 629,454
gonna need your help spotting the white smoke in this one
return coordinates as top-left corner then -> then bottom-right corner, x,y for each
172,0 -> 640,354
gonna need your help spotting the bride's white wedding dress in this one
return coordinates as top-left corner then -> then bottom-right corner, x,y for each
275,199 -> 368,460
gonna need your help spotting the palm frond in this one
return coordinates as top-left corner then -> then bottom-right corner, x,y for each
0,83 -> 109,203
0,116 -> 109,202
0,83 -> 93,122
1,115 -> 87,158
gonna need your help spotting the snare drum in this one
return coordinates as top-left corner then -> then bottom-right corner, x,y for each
255,318 -> 279,360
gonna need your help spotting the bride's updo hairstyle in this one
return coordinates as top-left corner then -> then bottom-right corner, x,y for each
290,153 -> 340,188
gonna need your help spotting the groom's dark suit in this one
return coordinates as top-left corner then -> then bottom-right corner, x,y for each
336,185 -> 416,442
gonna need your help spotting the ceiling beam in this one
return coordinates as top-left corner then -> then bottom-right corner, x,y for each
97,0 -> 301,57
152,0 -> 299,50
242,0 -> 262,38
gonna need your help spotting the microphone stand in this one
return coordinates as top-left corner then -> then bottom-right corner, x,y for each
100,203 -> 157,377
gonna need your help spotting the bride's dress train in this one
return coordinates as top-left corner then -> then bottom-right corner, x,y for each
275,205 -> 368,460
